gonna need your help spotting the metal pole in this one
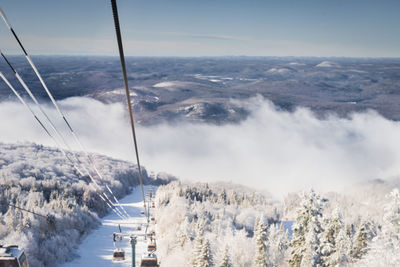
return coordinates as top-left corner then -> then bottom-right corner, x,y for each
148,197 -> 151,222
130,236 -> 137,267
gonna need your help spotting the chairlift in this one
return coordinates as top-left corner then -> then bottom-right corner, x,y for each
150,230 -> 155,236
140,210 -> 145,216
147,242 -> 156,252
137,225 -> 142,231
140,253 -> 159,267
151,202 -> 155,208
112,248 -> 125,261
0,245 -> 29,267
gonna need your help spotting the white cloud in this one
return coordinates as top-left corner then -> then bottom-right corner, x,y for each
1,96 -> 400,197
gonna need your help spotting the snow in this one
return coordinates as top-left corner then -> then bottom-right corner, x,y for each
153,81 -> 192,90
153,82 -> 178,88
315,61 -> 340,68
267,68 -> 290,74
62,186 -> 155,267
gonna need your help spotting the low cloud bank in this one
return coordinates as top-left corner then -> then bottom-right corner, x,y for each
1,96 -> 400,196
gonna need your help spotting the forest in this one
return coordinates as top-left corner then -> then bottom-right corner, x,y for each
154,181 -> 400,267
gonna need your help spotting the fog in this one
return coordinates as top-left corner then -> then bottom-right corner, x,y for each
1,95 -> 400,196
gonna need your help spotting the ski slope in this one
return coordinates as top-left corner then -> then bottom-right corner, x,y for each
62,186 -> 155,267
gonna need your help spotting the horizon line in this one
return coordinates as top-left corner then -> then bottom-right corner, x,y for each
3,54 -> 400,60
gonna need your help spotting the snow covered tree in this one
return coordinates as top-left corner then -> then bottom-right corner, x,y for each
192,222 -> 205,266
353,188 -> 400,266
192,221 -> 213,267
289,189 -> 324,267
267,223 -> 290,267
382,188 -> 400,250
218,189 -> 227,204
218,246 -> 232,267
253,216 -> 269,267
350,219 -> 376,260
175,217 -> 190,248
199,239 -> 213,267
320,208 -> 349,266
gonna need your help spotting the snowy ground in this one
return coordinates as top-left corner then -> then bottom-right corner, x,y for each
62,186 -> 155,267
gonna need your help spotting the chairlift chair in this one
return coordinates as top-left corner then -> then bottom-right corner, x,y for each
112,248 -> 125,261
0,245 -> 29,267
140,253 -> 159,267
147,242 -> 156,252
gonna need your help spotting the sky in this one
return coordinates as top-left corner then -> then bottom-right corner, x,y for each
0,0 -> 399,57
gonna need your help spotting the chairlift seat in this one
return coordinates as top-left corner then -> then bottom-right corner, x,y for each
0,245 -> 29,267
112,249 -> 125,261
147,243 -> 156,252
140,253 -> 159,267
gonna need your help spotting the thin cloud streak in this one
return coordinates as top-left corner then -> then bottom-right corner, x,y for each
2,33 -> 398,57
159,31 -> 246,41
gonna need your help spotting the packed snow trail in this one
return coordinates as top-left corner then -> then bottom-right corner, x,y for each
62,186 -> 154,267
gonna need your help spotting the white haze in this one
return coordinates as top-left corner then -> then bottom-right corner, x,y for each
1,95 -> 400,197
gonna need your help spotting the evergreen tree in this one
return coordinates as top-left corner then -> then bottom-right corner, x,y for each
268,224 -> 289,267
329,226 -> 350,266
382,188 -> 400,250
199,239 -> 213,267
253,216 -> 269,267
218,189 -> 227,204
352,189 -> 400,266
192,221 -> 213,267
192,222 -> 205,266
320,208 -> 349,266
175,217 -> 190,248
350,220 -> 375,260
289,189 -> 324,267
218,246 -> 232,267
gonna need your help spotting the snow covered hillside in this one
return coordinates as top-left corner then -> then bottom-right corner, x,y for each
0,142 -> 173,266
1,142 -> 400,266
153,181 -> 400,267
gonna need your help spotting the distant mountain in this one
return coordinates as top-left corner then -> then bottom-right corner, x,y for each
1,56 -> 400,124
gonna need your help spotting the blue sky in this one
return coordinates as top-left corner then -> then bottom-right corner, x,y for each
1,0 -> 399,57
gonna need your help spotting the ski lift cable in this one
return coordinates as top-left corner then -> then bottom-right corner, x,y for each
0,71 -> 84,178
0,200 -> 89,233
0,7 -> 131,219
0,74 -> 126,222
0,72 -> 126,221
1,51 -> 71,151
110,0 -> 147,218
0,52 -> 127,220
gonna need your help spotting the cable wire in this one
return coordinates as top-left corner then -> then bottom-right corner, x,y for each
110,0 -> 148,220
0,71 -> 126,220
0,7 -> 131,219
0,52 -> 127,219
0,200 -> 89,233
